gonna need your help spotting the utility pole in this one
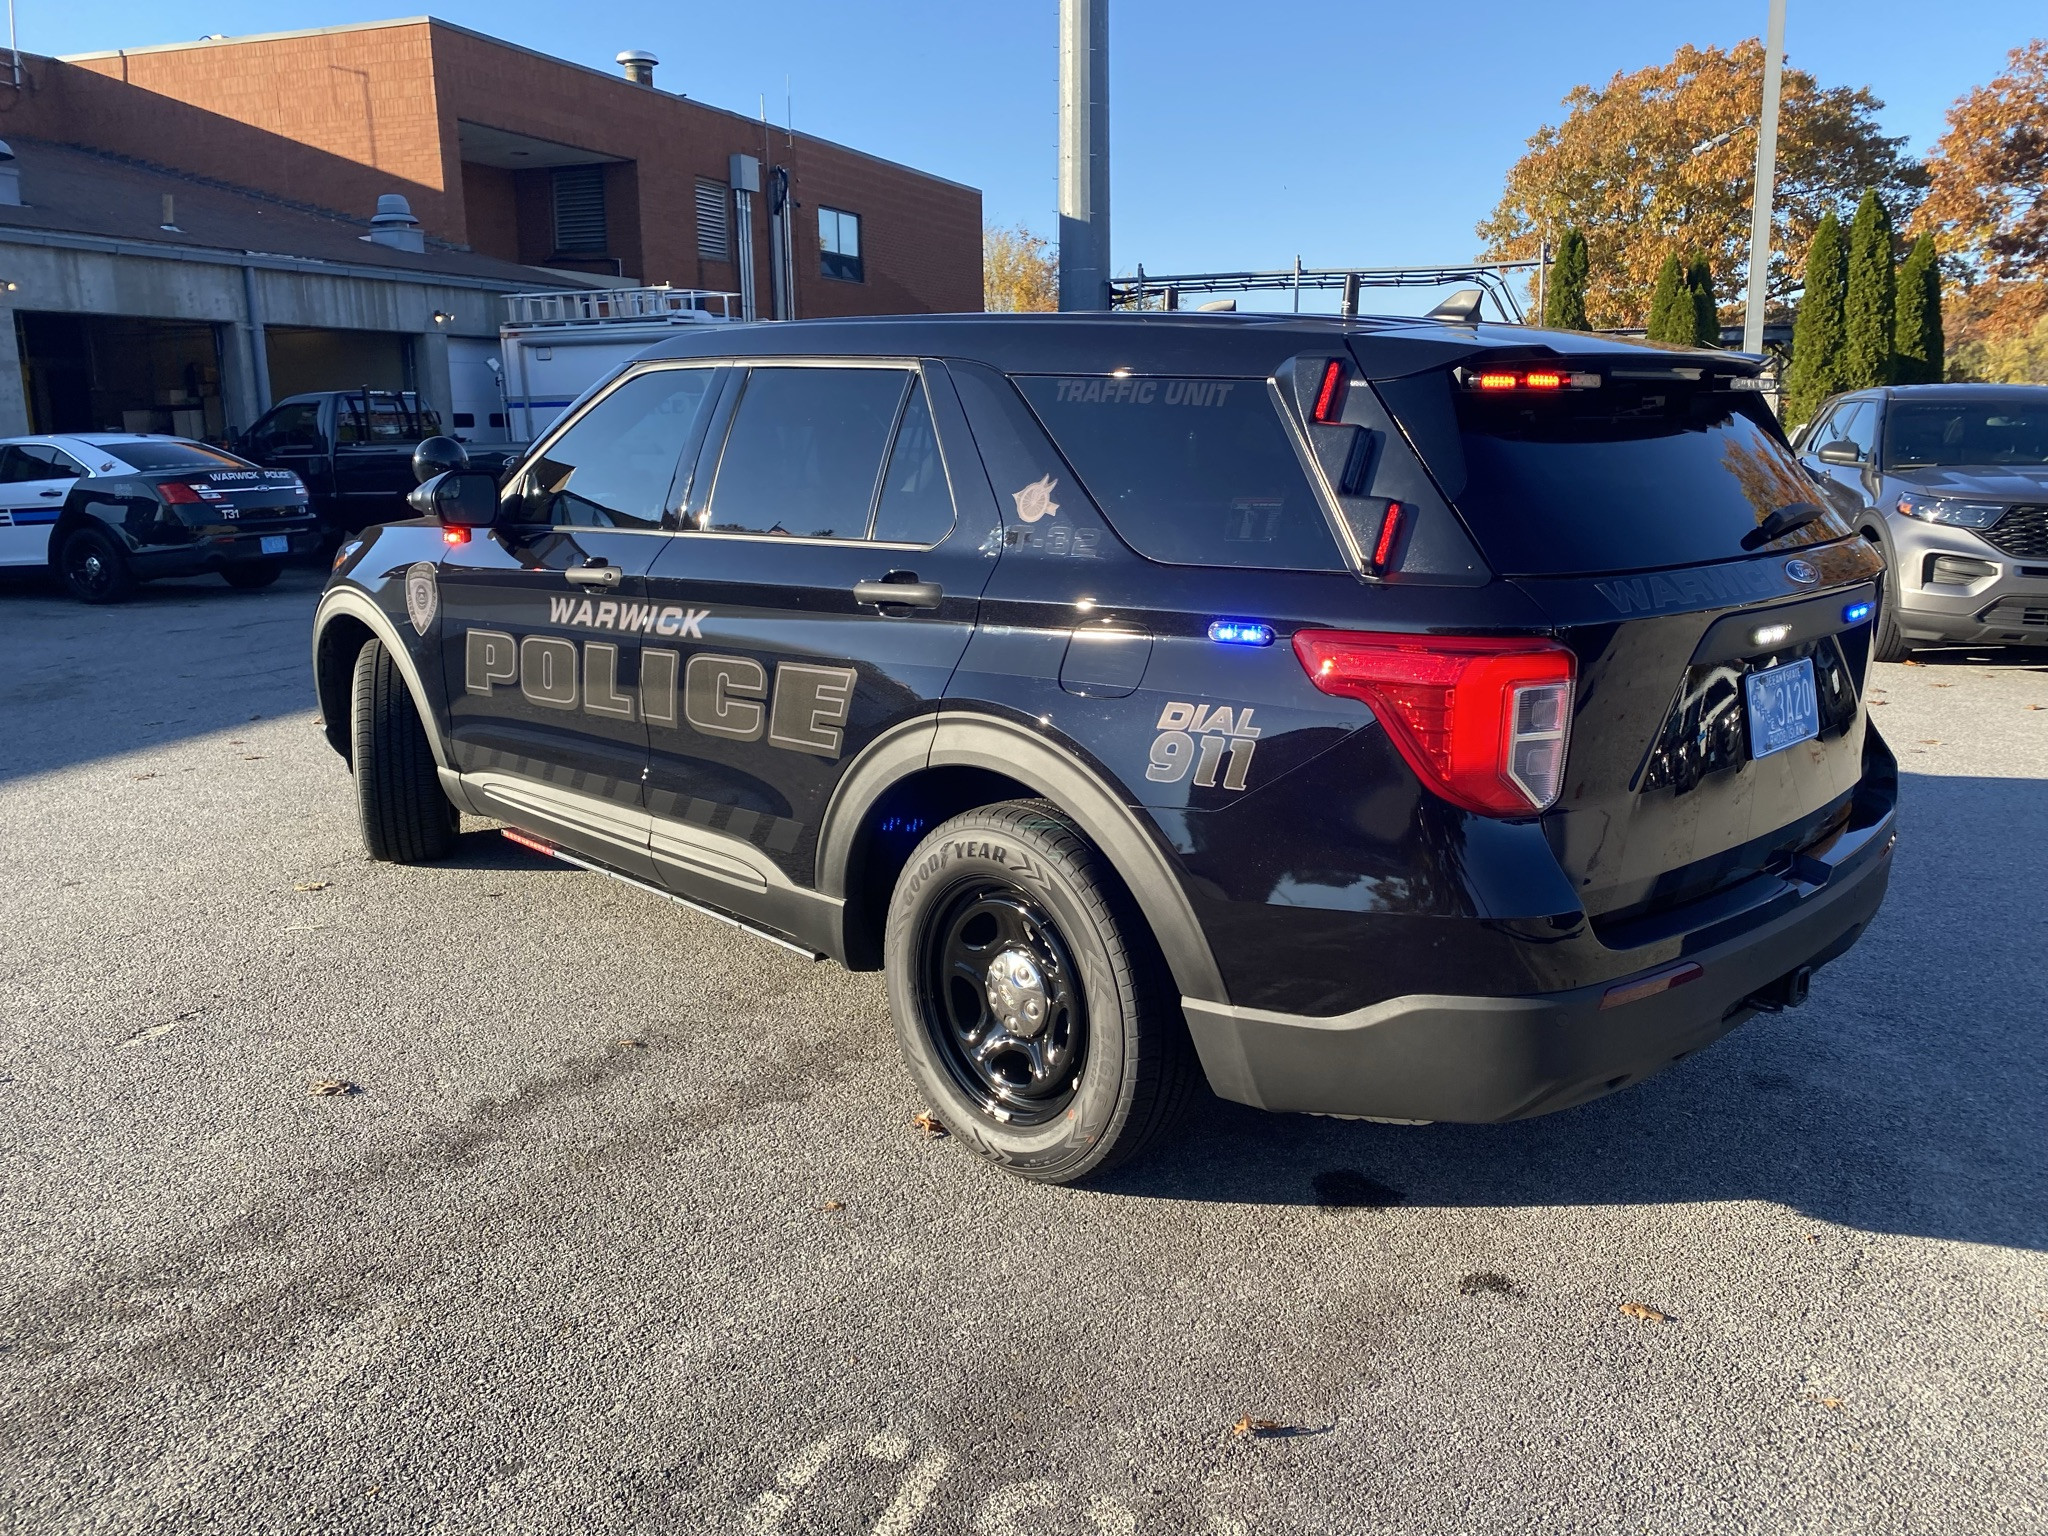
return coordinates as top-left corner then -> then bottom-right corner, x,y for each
1057,0 -> 1109,311
1742,0 -> 1787,355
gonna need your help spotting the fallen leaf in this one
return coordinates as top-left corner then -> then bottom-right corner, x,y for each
242,754 -> 265,761
1918,739 -> 1941,745
1230,1416 -> 1283,1439
1929,683 -> 1953,689
1899,659 -> 1923,667
1804,1232 -> 1821,1243
1869,699 -> 1889,705
617,1038 -> 646,1049
294,881 -> 329,892
818,1200 -> 846,1212
1818,1397 -> 1844,1411
2029,704 -> 2044,711
131,772 -> 157,781
911,1111 -> 948,1140
309,1079 -> 359,1097
1619,1302 -> 1672,1324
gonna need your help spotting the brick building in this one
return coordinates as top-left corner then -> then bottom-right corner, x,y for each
53,18 -> 982,317
0,19 -> 982,439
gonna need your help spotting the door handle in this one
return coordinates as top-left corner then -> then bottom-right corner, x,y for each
854,577 -> 943,611
564,561 -> 622,588
39,489 -> 63,498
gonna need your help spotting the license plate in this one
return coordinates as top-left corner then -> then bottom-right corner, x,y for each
260,535 -> 288,555
1745,657 -> 1820,759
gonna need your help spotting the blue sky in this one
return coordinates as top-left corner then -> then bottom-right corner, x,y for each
26,1 -> 2044,313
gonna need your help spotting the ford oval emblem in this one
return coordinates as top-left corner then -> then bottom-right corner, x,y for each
1784,558 -> 1820,586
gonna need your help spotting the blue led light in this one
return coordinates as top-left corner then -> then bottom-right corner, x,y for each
1842,601 -> 1873,625
1207,620 -> 1275,646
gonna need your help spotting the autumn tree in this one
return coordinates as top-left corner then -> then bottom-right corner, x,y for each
1646,253 -> 1691,342
1892,234 -> 1943,383
1842,190 -> 1896,388
1784,211 -> 1848,422
1917,39 -> 2048,381
1544,227 -> 1590,329
1689,253 -> 1720,345
1479,40 -> 1922,330
984,223 -> 1057,312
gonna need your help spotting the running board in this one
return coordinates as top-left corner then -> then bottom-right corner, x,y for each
500,827 -> 823,961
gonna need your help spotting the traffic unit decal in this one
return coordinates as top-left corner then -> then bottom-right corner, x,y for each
465,628 -> 856,760
1146,700 -> 1260,791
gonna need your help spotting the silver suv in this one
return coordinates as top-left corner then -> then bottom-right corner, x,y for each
1795,384 -> 2048,658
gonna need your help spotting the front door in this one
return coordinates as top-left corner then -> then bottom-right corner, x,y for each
638,360 -> 992,911
436,364 -> 725,878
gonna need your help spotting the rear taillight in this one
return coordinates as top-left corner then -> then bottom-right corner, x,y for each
1311,358 -> 1349,423
1292,630 -> 1575,816
158,482 -> 203,504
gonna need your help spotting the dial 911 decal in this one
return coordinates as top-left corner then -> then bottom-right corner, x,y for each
1146,700 -> 1260,790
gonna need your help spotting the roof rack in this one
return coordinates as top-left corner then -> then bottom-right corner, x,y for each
1110,261 -> 1541,324
503,285 -> 739,327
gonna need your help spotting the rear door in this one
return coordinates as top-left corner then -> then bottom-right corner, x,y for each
437,364 -> 724,879
637,360 -> 989,902
0,445 -> 83,565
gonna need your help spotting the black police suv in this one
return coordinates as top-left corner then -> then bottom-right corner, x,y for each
310,314 -> 1897,1183
31,434 -> 320,603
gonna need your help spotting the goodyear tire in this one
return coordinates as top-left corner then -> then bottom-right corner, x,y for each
220,561 -> 283,591
884,800 -> 1196,1183
350,638 -> 458,863
57,525 -> 135,604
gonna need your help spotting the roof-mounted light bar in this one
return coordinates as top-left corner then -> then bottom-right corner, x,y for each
1457,366 -> 1602,392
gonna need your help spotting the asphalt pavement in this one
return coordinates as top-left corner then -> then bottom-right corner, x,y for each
1,567 -> 2044,1535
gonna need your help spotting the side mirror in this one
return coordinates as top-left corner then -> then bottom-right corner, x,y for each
1815,440 -> 1863,466
412,434 -> 470,484
408,469 -> 499,526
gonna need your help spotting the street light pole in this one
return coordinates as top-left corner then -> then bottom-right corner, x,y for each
1742,0 -> 1787,354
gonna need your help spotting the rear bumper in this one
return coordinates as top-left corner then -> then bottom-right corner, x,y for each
129,526 -> 321,577
1182,806 -> 1895,1123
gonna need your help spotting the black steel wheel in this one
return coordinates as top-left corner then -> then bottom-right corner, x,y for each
921,880 -> 1089,1125
58,525 -> 135,604
884,799 -> 1197,1183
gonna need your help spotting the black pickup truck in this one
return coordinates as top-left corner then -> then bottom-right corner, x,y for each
235,390 -> 518,537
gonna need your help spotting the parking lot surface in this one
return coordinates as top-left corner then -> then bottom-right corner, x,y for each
2,568 -> 2044,1535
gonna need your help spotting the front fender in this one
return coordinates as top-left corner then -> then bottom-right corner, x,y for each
311,582 -> 452,770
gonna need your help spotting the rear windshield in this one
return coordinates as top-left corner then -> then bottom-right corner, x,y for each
1382,370 -> 1851,577
1014,375 -> 1344,570
111,441 -> 252,472
1884,397 -> 2048,467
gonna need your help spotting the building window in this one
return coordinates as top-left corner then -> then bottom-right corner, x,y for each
695,179 -> 731,262
819,207 -> 862,283
552,166 -> 608,254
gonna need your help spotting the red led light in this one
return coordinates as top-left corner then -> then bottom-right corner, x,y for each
1312,358 -> 1348,423
502,827 -> 555,857
1370,501 -> 1404,572
1475,372 -> 1519,390
443,526 -> 471,546
1523,371 -> 1565,389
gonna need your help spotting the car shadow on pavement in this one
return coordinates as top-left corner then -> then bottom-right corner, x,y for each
1104,769 -> 2048,1254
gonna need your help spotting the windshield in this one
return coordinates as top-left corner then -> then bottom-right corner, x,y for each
1885,398 -> 2048,468
111,441 -> 253,472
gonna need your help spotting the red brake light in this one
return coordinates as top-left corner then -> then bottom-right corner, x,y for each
1474,372 -> 1519,391
1462,367 -> 1600,392
158,481 -> 202,504
1369,501 -> 1404,574
1292,630 -> 1575,816
1311,358 -> 1349,423
1523,371 -> 1564,389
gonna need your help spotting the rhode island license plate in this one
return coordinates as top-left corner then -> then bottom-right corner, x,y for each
260,535 -> 288,554
1745,657 -> 1820,759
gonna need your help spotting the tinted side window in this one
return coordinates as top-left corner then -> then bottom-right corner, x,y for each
872,381 -> 956,545
1015,375 -> 1344,570
703,367 -> 907,538
522,368 -> 717,529
10,445 -> 83,479
1835,402 -> 1877,461
1799,404 -> 1840,455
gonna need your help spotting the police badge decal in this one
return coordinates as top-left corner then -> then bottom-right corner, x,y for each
404,562 -> 439,635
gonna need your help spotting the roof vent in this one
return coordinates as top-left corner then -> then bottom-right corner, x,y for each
366,193 -> 425,253
616,50 -> 657,87
0,140 -> 19,208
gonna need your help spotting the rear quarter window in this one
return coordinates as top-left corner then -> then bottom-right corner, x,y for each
1014,375 -> 1344,570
